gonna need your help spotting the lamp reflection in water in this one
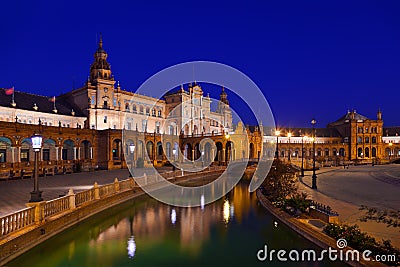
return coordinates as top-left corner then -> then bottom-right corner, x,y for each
200,194 -> 205,210
127,236 -> 136,259
171,209 -> 177,224
223,199 -> 230,224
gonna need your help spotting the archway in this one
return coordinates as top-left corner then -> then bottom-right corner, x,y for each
80,140 -> 92,160
184,143 -> 192,161
146,141 -> 154,161
249,143 -> 254,159
215,142 -> 223,163
194,143 -> 201,160
62,139 -> 74,160
372,147 -> 377,157
43,139 -> 56,161
225,141 -> 233,163
0,137 -> 12,163
157,141 -> 163,160
112,139 -> 122,161
365,147 -> 370,158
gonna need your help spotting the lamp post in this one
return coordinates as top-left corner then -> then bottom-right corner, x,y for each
311,119 -> 317,189
29,133 -> 43,202
287,132 -> 292,162
301,135 -> 307,177
275,130 -> 280,160
129,143 -> 135,177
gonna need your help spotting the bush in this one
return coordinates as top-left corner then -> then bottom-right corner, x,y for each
285,192 -> 311,213
136,157 -> 144,168
324,223 -> 400,265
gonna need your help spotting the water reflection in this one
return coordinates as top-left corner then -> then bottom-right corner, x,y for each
7,182 -> 343,267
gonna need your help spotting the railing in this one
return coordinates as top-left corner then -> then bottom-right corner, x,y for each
0,206 -> 35,237
43,196 -> 70,218
0,166 -> 226,239
75,189 -> 94,206
99,184 -> 116,198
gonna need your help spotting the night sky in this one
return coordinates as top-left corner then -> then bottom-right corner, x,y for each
1,1 -> 400,127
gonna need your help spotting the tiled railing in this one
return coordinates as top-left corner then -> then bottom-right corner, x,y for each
0,166 -> 226,239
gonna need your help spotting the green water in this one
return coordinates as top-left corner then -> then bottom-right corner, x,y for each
7,183 -> 346,267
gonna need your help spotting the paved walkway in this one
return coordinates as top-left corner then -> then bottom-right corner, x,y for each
0,167 -> 174,217
299,164 -> 400,248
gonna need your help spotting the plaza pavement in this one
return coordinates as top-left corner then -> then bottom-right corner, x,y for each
299,164 -> 400,248
0,167 -> 173,217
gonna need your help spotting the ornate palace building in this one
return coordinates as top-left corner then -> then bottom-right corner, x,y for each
0,37 -> 246,178
0,37 -> 399,179
265,110 -> 400,167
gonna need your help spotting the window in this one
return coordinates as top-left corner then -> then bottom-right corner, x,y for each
158,110 -> 162,117
103,100 -> 108,108
365,137 -> 370,143
139,106 -> 144,114
358,147 -> 363,157
133,105 -> 137,113
146,107 -> 150,115
325,148 -> 329,156
156,122 -> 160,134
125,104 -> 130,112
372,136 -> 377,144
142,120 -> 147,132
91,96 -> 95,105
152,109 -> 156,116
372,147 -> 377,157
21,149 -> 29,162
365,127 -> 368,133
42,149 -> 50,161
357,136 -> 362,144
127,122 -> 131,130
104,116 -> 107,123
113,98 -> 117,107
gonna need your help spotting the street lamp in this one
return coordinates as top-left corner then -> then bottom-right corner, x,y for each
311,119 -> 317,190
301,135 -> 308,177
275,130 -> 280,159
129,143 -> 135,177
29,133 -> 43,202
287,132 -> 292,162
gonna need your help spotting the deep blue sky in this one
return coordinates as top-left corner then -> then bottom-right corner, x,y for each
1,1 -> 400,127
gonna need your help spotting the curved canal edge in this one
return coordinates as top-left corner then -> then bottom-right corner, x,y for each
255,189 -> 386,267
0,170 -> 223,266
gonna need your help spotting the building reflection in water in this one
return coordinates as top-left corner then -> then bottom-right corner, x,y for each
90,183 -> 255,257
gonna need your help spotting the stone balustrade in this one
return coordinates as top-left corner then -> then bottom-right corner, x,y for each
0,206 -> 35,237
0,166 -> 226,240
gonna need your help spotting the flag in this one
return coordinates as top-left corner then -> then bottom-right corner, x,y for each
5,87 -> 14,95
49,96 -> 56,102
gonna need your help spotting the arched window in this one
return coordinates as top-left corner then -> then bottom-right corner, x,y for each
358,147 -> 363,157
365,137 -> 369,143
152,109 -> 156,116
372,147 -> 377,157
157,110 -> 162,117
146,107 -> 150,115
132,105 -> 137,113
357,136 -> 362,144
372,136 -> 377,143
365,147 -> 370,158
125,104 -> 130,112
139,106 -> 144,114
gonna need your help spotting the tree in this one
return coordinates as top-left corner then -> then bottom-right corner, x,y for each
261,159 -> 297,204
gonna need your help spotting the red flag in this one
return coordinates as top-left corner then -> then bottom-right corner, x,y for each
49,96 -> 56,102
5,87 -> 14,95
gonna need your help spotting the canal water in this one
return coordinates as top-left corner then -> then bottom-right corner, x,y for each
7,183 -> 345,267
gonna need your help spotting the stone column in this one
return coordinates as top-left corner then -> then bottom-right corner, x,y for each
90,147 -> 93,159
114,178 -> 120,192
17,147 -> 21,162
67,189 -> 76,209
78,147 -> 81,160
73,147 -> 77,160
93,182 -> 100,200
11,147 -> 15,163
55,147 -> 59,161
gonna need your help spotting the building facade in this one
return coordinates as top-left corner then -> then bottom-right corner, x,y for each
266,110 -> 400,166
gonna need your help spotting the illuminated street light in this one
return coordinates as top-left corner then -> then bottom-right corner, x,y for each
29,133 -> 43,202
275,130 -> 280,159
129,143 -> 135,177
311,119 -> 317,190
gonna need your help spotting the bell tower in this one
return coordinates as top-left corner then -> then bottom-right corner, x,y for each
90,34 -> 113,82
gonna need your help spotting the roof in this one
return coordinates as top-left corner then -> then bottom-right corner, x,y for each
383,127 -> 400,136
329,110 -> 369,126
264,127 -> 341,138
0,89 -> 85,117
